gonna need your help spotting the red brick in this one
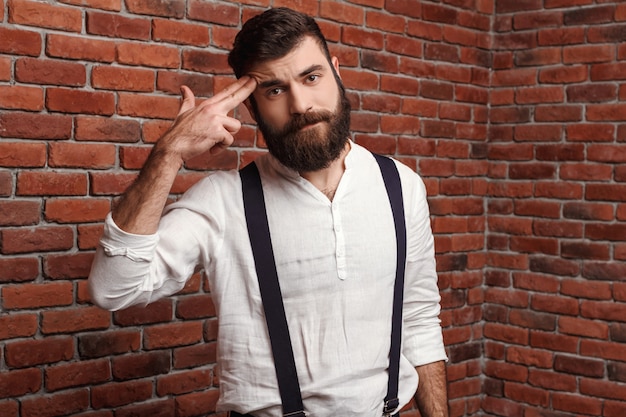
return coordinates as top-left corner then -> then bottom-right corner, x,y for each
586,184 -> 626,202
91,66 -> 154,92
59,0 -> 122,11
0,313 -> 38,340
0,85 -> 43,111
157,70 -> 214,97
42,306 -> 110,335
559,316 -> 609,339
182,49 -> 231,74
117,41 -> 180,68
175,389 -> 220,417
484,288 -> 529,309
484,360 -> 529,383
564,44 -> 614,64
156,369 -> 212,396
117,92 -> 179,119
367,10 -> 406,34
15,57 -> 86,86
0,26 -> 41,56
528,369 -> 575,395
560,163 -> 612,181
505,382 -> 550,407
0,368 -> 40,398
0,142 -> 46,168
0,56 -> 10,81
112,351 -> 170,380
1,226 -> 74,255
535,181 -> 583,200
385,0 -> 421,18
0,257 -> 39,283
49,142 -> 116,169
540,65 -> 587,84
86,11 -> 150,40
592,63 -> 626,81
8,0 -> 82,32
17,172 -> 87,196
143,321 -> 203,349
115,399 -> 175,417
564,4 -> 614,25
507,346 -> 553,368
152,18 -> 209,47
563,241 -> 611,260
75,116 -> 141,142
173,342 -> 217,369
530,331 -> 578,353
531,293 -> 579,315
46,88 -> 115,115
77,224 -> 104,250
125,0 -> 185,18
46,34 -> 116,62
563,202 -> 614,221
581,339 -> 626,362
0,112 -> 72,140
552,392 -> 602,415
341,26 -> 384,50
44,198 -> 110,225
188,0 -> 240,25
5,336 -> 74,367
90,172 -> 137,195
113,298 -> 173,326
566,123 -> 615,141
78,330 -> 141,358
176,294 -> 216,320
91,380 -> 153,409
513,272 -> 559,293
2,281 -> 73,309
0,200 -> 40,227
45,359 -> 110,391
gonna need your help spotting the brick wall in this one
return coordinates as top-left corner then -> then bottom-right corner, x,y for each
0,0 -> 624,416
484,1 -> 626,417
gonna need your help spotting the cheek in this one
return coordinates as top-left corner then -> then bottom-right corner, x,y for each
257,100 -> 290,129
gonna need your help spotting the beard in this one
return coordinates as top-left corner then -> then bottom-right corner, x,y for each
252,84 -> 352,172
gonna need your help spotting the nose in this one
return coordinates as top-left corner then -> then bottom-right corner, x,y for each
288,84 -> 312,115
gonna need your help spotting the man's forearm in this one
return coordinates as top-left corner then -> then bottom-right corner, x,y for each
112,147 -> 182,235
414,360 -> 449,417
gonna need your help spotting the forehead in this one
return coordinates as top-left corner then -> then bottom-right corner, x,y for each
247,36 -> 331,82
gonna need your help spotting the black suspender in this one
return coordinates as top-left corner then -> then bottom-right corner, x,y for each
241,161 -> 306,417
239,154 -> 406,417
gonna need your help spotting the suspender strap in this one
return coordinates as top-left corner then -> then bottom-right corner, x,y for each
240,162 -> 306,417
239,153 -> 406,416
372,154 -> 407,415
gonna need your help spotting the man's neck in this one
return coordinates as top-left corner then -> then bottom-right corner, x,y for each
299,141 -> 351,201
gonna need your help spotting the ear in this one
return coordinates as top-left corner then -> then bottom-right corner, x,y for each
331,56 -> 341,79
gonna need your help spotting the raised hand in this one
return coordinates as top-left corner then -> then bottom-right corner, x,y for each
111,76 -> 257,235
155,76 -> 257,165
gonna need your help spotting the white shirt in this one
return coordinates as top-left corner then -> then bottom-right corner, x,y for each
88,142 -> 446,417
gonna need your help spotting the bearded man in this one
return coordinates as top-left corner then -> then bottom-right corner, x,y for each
88,7 -> 448,417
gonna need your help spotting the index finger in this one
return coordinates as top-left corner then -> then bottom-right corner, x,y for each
214,76 -> 257,111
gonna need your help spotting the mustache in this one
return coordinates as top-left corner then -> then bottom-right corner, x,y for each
284,110 -> 334,133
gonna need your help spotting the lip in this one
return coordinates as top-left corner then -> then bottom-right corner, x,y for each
300,121 -> 323,130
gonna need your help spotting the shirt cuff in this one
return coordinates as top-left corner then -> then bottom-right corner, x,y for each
99,213 -> 160,262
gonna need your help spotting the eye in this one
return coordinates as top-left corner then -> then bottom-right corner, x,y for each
306,74 -> 320,83
266,87 -> 284,97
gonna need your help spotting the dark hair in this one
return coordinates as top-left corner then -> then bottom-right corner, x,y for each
228,7 -> 332,78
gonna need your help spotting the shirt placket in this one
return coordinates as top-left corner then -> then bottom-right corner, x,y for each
332,203 -> 347,280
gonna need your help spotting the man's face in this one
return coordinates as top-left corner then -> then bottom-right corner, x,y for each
246,36 -> 351,172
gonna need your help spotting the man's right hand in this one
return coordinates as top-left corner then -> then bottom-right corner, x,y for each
155,76 -> 258,166
111,76 -> 257,235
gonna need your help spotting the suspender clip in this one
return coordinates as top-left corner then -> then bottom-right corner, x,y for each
383,398 -> 399,416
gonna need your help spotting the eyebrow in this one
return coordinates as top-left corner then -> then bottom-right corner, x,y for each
257,64 -> 326,89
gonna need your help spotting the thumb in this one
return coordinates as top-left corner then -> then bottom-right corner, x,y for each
178,85 -> 196,115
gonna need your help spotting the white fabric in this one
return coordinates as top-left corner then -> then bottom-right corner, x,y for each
89,142 -> 447,417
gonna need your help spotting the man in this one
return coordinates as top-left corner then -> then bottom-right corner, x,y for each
89,7 -> 448,417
